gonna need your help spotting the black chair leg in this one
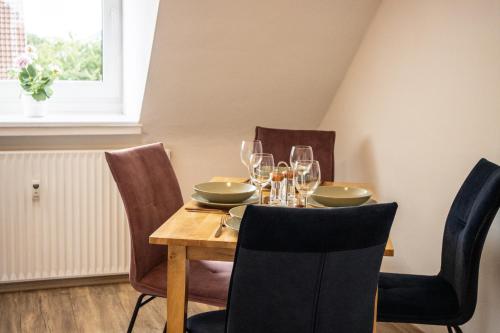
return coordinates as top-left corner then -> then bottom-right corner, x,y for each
127,294 -> 157,333
447,325 -> 463,333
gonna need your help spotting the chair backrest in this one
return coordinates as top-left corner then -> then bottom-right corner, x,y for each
226,203 -> 397,333
254,126 -> 336,181
439,158 -> 500,323
105,143 -> 183,284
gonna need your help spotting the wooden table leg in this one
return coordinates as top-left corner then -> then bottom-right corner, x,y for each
373,288 -> 378,333
167,245 -> 188,333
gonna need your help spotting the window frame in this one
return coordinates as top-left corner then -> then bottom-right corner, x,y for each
0,0 -> 123,116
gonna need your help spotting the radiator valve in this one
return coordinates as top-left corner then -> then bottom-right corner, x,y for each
32,180 -> 40,200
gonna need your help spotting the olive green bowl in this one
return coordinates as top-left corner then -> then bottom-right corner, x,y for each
194,182 -> 257,203
311,186 -> 372,207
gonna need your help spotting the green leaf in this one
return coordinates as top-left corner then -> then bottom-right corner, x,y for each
19,70 -> 29,81
20,77 -> 31,85
26,64 -> 37,78
21,86 -> 32,93
44,86 -> 53,98
32,91 -> 47,101
42,77 -> 54,87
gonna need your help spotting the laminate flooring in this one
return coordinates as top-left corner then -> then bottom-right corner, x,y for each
0,283 -> 424,333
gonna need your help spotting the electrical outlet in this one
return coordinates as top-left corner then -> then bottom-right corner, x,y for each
32,180 -> 40,200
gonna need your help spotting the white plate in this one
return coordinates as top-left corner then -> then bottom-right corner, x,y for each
229,205 -> 247,219
191,193 -> 259,209
225,216 -> 242,231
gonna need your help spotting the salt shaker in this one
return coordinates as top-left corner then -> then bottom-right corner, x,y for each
285,165 -> 296,206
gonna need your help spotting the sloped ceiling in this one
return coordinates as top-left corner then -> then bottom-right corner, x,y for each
141,0 -> 381,196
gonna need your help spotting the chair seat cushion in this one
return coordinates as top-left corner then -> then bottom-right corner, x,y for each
187,310 -> 226,333
133,260 -> 232,307
378,272 -> 460,324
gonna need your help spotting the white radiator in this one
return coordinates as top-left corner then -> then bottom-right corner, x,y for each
0,150 -> 131,283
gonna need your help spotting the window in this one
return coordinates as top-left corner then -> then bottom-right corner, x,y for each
0,0 -> 122,116
24,0 -> 103,81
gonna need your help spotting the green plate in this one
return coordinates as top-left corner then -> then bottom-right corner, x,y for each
194,182 -> 256,203
308,196 -> 376,208
229,205 -> 247,219
225,216 -> 242,231
311,186 -> 372,207
191,193 -> 258,209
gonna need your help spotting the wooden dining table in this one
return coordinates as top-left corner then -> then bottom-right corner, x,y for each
149,176 -> 394,333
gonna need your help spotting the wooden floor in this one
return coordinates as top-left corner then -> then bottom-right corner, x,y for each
0,283 -> 422,333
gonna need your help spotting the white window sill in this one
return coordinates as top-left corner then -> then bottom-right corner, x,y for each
0,114 -> 142,136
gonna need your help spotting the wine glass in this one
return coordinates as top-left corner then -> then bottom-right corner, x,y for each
289,145 -> 313,205
249,153 -> 274,204
294,160 -> 321,207
290,145 -> 313,170
240,140 -> 263,173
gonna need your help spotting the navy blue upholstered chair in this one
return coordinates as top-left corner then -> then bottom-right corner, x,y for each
187,203 -> 398,333
378,159 -> 500,333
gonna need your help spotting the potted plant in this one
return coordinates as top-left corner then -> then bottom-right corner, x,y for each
10,46 -> 60,117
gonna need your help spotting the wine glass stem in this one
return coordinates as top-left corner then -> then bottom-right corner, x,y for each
246,165 -> 253,184
304,195 -> 308,208
258,185 -> 263,205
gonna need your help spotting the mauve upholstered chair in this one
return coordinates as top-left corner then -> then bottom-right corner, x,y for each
378,159 -> 500,333
254,126 -> 336,181
187,203 -> 398,333
105,143 -> 232,333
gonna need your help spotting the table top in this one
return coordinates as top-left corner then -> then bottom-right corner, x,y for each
149,176 -> 394,256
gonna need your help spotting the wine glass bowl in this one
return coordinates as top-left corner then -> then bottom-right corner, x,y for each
290,145 -> 313,170
249,153 -> 274,204
293,160 -> 321,207
240,140 -> 263,170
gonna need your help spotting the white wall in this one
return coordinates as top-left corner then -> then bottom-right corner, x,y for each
122,0 -> 160,119
140,0 -> 380,198
0,0 -> 380,202
319,1 -> 500,332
